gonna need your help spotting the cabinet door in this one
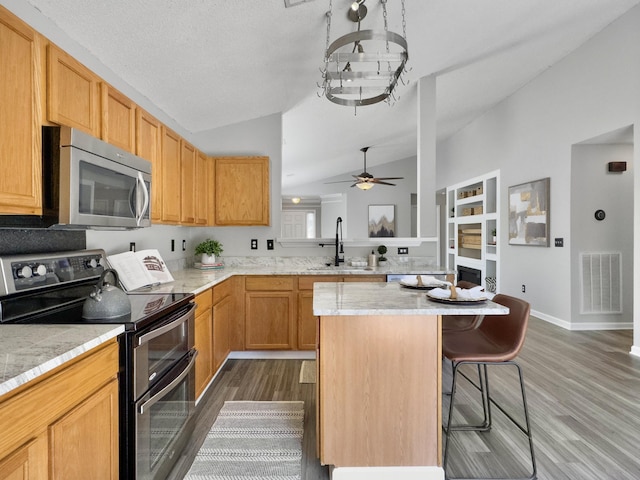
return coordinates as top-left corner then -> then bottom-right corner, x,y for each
194,307 -> 214,399
195,150 -> 209,225
161,127 -> 181,224
214,156 -> 270,226
245,292 -> 295,349
0,7 -> 43,215
180,140 -> 196,225
101,84 -> 135,153
297,291 -> 317,350
47,43 -> 99,136
49,379 -> 119,480
213,295 -> 231,371
0,436 -> 47,480
136,109 -> 162,223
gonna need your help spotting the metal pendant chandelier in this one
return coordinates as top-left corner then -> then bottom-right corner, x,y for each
319,0 -> 408,109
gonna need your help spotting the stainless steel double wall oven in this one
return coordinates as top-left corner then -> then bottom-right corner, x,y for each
0,249 -> 196,480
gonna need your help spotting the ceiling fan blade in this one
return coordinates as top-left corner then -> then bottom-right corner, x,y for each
324,179 -> 359,184
375,177 -> 404,181
370,179 -> 397,186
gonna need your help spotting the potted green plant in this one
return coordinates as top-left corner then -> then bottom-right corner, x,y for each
377,244 -> 388,263
195,239 -> 223,264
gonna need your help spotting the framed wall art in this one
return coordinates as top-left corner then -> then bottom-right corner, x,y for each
368,204 -> 395,237
508,177 -> 550,246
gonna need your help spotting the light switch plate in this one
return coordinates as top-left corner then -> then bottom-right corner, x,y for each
267,239 -> 274,250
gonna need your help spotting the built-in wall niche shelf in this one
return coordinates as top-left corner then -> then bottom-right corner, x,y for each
446,170 -> 500,293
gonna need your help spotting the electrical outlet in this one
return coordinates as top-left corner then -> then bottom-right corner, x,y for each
171,239 -> 175,252
521,284 -> 526,293
267,239 -> 274,250
182,240 -> 186,251
397,247 -> 409,255
251,239 -> 258,250
555,238 -> 564,247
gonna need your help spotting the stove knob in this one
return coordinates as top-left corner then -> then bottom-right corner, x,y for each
33,264 -> 47,276
16,266 -> 33,278
86,258 -> 98,269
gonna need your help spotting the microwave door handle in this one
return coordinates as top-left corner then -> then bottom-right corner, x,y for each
138,351 -> 198,415
135,172 -> 150,226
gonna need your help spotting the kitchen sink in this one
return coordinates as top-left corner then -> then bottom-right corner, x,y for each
306,265 -> 374,272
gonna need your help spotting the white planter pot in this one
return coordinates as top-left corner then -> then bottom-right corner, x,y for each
201,253 -> 216,264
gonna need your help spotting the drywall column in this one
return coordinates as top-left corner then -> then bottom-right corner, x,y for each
417,75 -> 437,239
633,126 -> 640,357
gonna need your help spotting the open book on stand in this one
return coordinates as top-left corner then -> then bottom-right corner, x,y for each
107,249 -> 174,291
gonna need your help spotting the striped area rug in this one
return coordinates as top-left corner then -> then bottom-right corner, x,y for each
184,401 -> 304,480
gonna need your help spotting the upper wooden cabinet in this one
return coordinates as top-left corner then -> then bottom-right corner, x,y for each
135,109 -> 162,223
180,140 -> 196,225
214,156 -> 270,226
47,43 -> 100,136
195,150 -> 209,226
101,84 -> 136,153
161,126 -> 181,224
0,7 -> 43,215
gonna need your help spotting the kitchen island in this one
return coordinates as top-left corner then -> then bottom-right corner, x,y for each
313,281 -> 508,480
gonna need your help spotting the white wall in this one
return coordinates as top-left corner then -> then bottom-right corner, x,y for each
437,4 -> 640,346
571,143 -> 633,328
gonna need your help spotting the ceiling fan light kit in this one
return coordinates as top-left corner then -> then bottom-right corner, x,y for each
319,0 -> 409,110
325,146 -> 404,190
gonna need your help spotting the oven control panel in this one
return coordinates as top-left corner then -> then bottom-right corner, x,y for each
0,249 -> 106,295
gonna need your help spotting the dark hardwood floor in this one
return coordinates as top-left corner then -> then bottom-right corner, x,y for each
169,317 -> 640,480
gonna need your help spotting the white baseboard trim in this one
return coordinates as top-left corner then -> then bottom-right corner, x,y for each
331,466 -> 444,480
532,309 -> 633,331
228,350 -> 316,360
630,346 -> 640,358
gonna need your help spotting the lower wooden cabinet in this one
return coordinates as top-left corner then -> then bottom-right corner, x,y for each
194,289 -> 214,399
0,339 -> 119,480
245,276 -> 295,349
297,276 -> 341,350
194,279 -> 233,401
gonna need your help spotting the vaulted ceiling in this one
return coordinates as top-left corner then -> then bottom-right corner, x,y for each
18,0 -> 640,189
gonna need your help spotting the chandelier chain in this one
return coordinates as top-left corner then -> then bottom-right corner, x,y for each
401,0 -> 406,39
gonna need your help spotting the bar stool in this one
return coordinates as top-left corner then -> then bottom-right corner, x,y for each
442,294 -> 537,480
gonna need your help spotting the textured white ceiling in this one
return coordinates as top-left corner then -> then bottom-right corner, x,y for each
18,0 -> 640,189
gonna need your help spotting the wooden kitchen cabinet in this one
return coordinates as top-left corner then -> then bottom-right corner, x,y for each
297,276 -> 342,350
49,380 -> 119,479
101,83 -> 136,153
161,126 -> 181,224
194,289 -> 214,400
47,43 -> 100,137
0,7 -> 43,215
214,156 -> 270,226
136,108 -> 163,223
245,276 -> 295,349
212,279 -> 232,371
0,339 -> 119,480
180,140 -> 196,225
195,150 -> 209,225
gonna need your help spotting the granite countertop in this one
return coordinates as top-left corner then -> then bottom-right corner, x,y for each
137,262 -> 455,296
313,282 -> 508,316
0,324 -> 124,397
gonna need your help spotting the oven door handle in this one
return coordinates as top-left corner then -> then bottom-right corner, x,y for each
137,303 -> 195,346
139,350 -> 198,415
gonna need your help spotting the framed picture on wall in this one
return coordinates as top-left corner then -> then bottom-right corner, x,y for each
368,204 -> 395,237
508,177 -> 550,246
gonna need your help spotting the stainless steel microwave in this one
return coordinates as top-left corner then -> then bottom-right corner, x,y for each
0,126 -> 152,229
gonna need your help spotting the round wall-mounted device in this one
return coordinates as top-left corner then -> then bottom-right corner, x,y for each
594,209 -> 606,221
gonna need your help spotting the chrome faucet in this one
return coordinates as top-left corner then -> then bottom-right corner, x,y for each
335,216 -> 344,266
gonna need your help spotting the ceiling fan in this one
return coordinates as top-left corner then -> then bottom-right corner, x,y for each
325,147 -> 404,190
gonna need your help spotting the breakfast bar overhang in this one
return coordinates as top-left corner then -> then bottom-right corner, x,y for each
313,282 -> 509,480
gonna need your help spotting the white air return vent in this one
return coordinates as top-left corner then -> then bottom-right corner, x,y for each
284,0 -> 315,7
580,252 -> 622,314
